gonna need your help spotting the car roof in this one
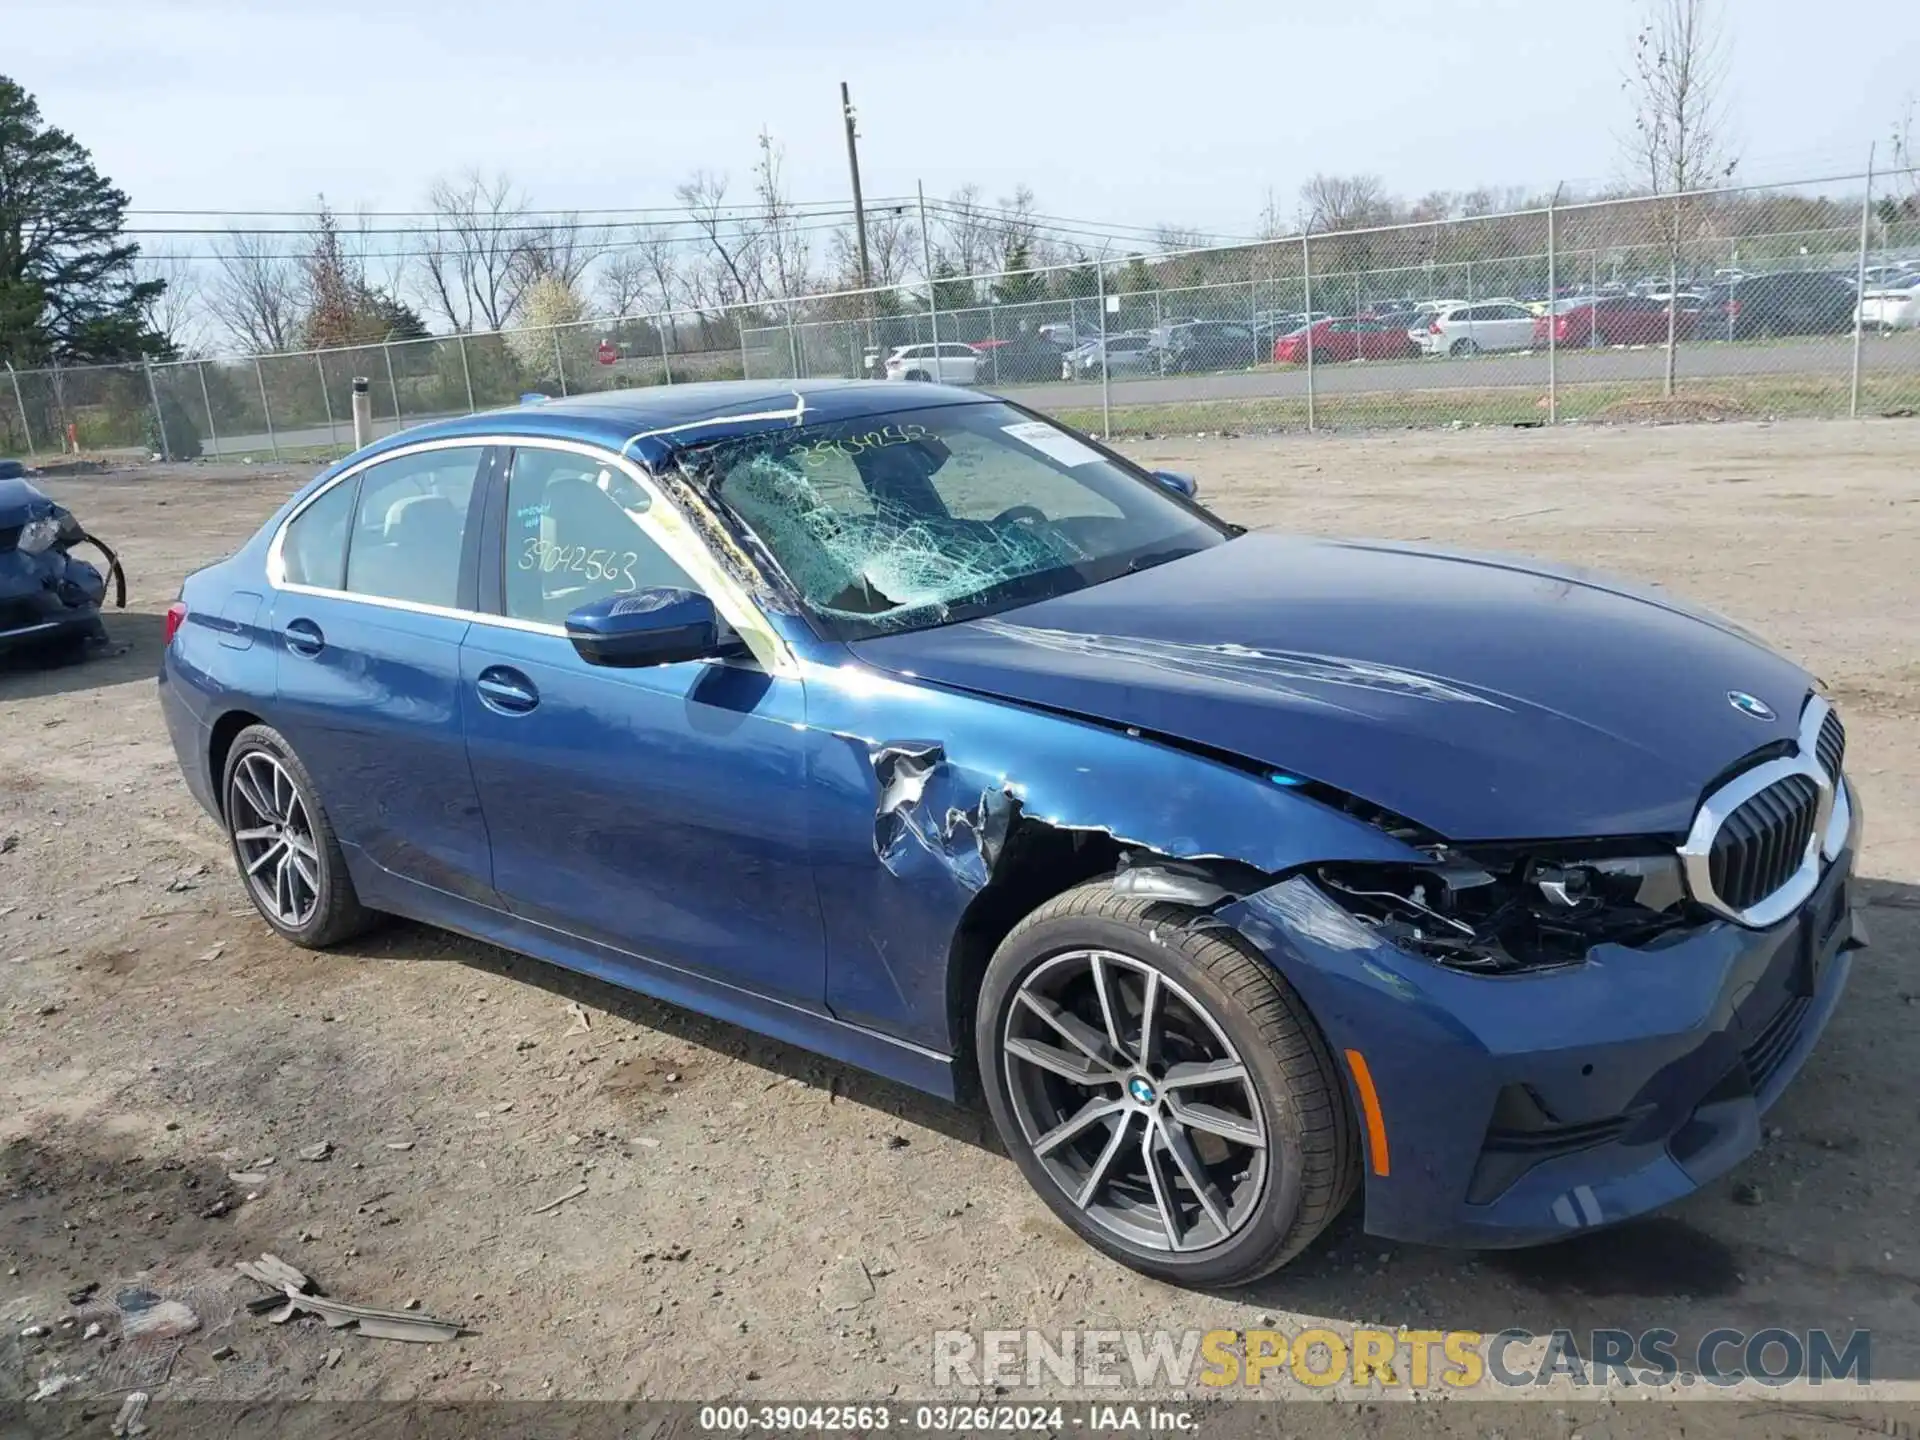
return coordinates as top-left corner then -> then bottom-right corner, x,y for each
339,380 -> 992,471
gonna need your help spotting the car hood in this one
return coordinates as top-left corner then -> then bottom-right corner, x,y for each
847,533 -> 1813,841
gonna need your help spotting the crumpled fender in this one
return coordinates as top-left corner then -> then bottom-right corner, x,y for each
799,658 -> 1429,1050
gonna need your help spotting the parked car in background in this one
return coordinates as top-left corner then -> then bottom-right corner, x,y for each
1696,272 -> 1857,340
1856,279 -> 1920,331
885,342 -> 982,384
1061,333 -> 1156,380
1858,263 -> 1920,290
1158,321 -> 1260,373
978,332 -> 1066,384
1413,300 -> 1537,356
1273,317 -> 1418,364
1534,295 -> 1697,349
1037,322 -> 1097,351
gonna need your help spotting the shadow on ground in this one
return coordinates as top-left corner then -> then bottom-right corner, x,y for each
0,609 -> 166,700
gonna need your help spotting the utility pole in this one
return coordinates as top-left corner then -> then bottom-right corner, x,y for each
841,82 -> 873,290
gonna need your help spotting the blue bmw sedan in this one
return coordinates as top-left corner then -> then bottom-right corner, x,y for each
159,381 -> 1863,1285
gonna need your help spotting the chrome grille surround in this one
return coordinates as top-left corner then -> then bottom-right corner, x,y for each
1679,694 -> 1846,929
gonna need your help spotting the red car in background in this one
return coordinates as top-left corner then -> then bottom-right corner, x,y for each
1534,295 -> 1697,348
1271,317 -> 1416,364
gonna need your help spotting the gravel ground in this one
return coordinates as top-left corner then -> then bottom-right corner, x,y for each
1,418 -> 1917,1417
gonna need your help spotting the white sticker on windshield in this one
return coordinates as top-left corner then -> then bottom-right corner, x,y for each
1002,420 -> 1103,468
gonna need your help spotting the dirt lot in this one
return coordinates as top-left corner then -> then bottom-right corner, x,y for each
2,418 -> 1918,1414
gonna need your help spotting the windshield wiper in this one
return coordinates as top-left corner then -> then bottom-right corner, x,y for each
1122,546 -> 1203,575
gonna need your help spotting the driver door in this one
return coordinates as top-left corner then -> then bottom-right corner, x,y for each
457,442 -> 824,1006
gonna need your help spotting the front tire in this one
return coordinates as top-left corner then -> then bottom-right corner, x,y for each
222,724 -> 375,948
977,882 -> 1358,1286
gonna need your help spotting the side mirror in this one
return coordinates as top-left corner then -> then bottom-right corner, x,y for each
1150,469 -> 1200,500
565,589 -> 740,668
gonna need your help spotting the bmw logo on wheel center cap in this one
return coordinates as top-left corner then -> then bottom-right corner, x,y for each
1728,690 -> 1776,721
1128,1076 -> 1158,1105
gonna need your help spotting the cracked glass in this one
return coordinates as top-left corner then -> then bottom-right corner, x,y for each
687,402 -> 1229,640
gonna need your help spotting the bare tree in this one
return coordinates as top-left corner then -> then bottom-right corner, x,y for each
1890,94 -> 1918,217
1623,0 -> 1738,393
991,185 -> 1045,271
1152,224 -> 1211,253
1298,174 -> 1395,232
753,131 -> 811,301
676,169 -> 764,306
516,214 -> 608,293
937,184 -> 996,277
419,172 -> 531,331
136,247 -> 206,355
830,206 -> 915,290
206,231 -> 302,353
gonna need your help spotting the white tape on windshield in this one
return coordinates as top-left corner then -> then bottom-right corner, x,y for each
1001,420 -> 1102,468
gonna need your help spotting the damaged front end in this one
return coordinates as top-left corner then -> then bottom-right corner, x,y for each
1308,842 -> 1695,973
0,471 -> 126,657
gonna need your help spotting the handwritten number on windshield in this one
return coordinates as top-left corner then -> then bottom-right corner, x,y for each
796,422 -> 929,468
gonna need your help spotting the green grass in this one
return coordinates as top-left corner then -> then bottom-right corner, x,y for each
1051,373 -> 1920,437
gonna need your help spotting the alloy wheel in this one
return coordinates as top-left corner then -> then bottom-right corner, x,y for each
229,751 -> 322,929
1001,949 -> 1267,1253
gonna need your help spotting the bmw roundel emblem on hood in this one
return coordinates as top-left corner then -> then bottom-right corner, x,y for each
1727,690 -> 1776,721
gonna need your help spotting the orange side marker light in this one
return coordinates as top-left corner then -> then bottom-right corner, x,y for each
1344,1048 -> 1391,1177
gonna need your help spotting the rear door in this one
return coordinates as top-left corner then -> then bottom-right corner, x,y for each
269,443 -> 499,905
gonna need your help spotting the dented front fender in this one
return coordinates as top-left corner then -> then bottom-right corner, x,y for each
800,659 -> 1429,1052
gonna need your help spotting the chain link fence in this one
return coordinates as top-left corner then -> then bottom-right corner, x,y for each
4,171 -> 1916,464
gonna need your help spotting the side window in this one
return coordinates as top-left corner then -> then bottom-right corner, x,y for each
503,447 -> 696,625
280,476 -> 359,589
342,447 -> 483,607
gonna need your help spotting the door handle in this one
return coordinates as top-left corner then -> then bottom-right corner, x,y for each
283,617 -> 325,656
476,666 -> 539,715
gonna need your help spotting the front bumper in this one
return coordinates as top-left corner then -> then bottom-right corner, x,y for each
1223,812 -> 1865,1250
0,551 -> 106,651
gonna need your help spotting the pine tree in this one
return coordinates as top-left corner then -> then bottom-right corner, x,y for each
0,75 -> 168,363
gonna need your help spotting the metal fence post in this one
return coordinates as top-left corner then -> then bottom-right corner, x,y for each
660,315 -> 675,385
255,357 -> 280,460
317,353 -> 338,449
1850,146 -> 1875,419
383,341 -> 401,420
197,361 -> 221,457
143,357 -> 171,460
917,181 -> 943,376
784,304 -> 802,379
552,330 -> 569,396
1302,231 -> 1316,432
1096,263 -> 1111,440
457,334 -> 475,413
1546,194 -> 1558,425
1248,250 -> 1260,354
5,361 -> 33,456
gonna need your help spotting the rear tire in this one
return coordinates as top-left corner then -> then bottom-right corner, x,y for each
1449,338 -> 1480,357
221,723 -> 376,949
905,369 -> 931,382
977,881 -> 1359,1287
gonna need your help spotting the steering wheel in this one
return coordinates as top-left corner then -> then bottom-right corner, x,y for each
991,504 -> 1048,526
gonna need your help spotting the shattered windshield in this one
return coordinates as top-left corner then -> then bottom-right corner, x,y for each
687,402 -> 1228,640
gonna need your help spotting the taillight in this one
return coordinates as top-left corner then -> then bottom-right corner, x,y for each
164,602 -> 187,646
1428,319 -> 1443,334
1725,299 -> 1741,318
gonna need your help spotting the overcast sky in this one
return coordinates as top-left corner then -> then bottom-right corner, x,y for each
11,0 -> 1913,235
